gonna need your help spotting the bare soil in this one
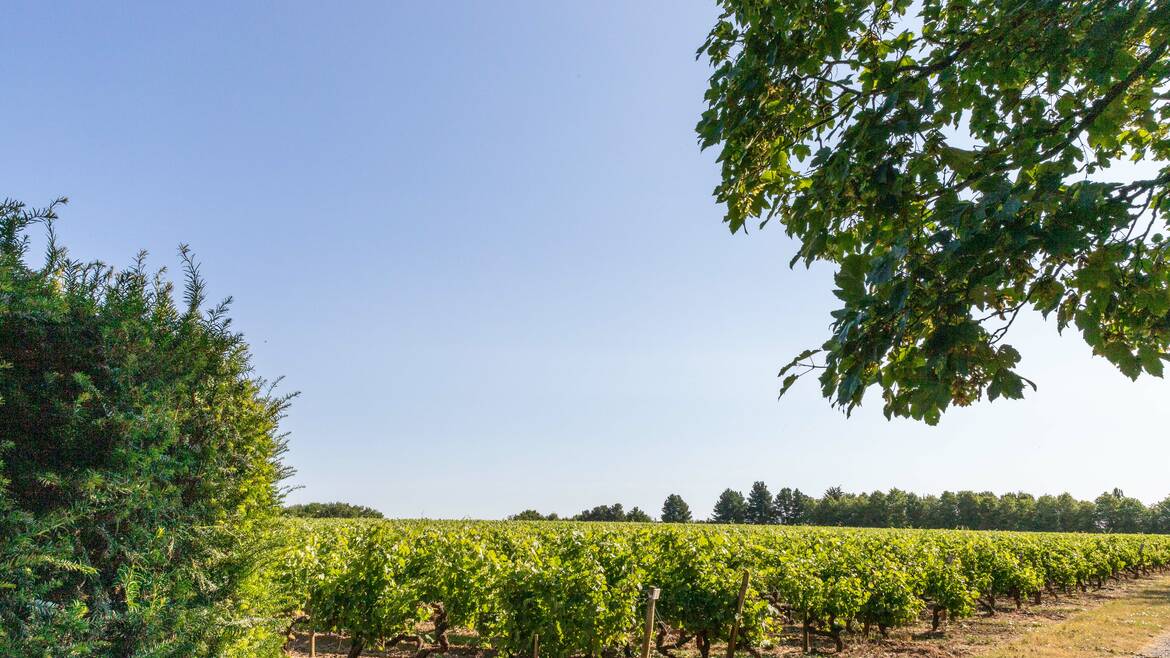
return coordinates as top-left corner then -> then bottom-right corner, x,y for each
1139,634 -> 1170,658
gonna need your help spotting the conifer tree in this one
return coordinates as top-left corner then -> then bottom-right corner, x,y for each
745,481 -> 776,524
661,494 -> 693,523
711,489 -> 747,524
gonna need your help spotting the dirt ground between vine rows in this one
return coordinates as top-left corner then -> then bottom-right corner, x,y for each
286,573 -> 1170,658
1139,633 -> 1170,658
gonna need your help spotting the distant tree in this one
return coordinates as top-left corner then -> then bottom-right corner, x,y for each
711,489 -> 747,524
882,489 -> 912,528
997,492 -> 1037,531
745,481 -> 776,524
661,494 -> 693,523
956,491 -> 989,529
842,493 -> 867,526
789,489 -> 812,525
775,487 -> 814,525
905,492 -> 928,528
1150,496 -> 1170,534
774,488 -> 794,525
930,492 -> 960,529
810,488 -> 848,526
524,486 -> 1170,532
574,503 -> 624,522
574,503 -> 653,522
625,507 -> 653,523
1094,490 -> 1122,531
508,509 -> 556,521
1069,496 -> 1099,533
862,490 -> 889,527
1034,495 -> 1061,532
284,502 -> 383,519
1095,489 -> 1150,533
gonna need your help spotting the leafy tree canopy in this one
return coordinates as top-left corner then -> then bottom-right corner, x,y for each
699,0 -> 1170,423
774,487 -> 812,525
625,506 -> 654,522
284,501 -> 384,519
575,503 -> 628,522
508,509 -> 559,521
1151,496 -> 1170,533
576,504 -> 652,522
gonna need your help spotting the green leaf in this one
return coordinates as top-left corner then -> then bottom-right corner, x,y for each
1139,346 -> 1164,378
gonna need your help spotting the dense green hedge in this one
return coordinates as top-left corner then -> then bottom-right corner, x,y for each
0,199 -> 292,656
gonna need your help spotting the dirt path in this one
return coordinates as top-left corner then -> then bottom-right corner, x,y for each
1139,634 -> 1170,658
976,574 -> 1170,658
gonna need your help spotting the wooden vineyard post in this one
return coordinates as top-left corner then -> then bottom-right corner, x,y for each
309,631 -> 316,657
533,633 -> 540,658
726,570 -> 750,658
641,586 -> 660,658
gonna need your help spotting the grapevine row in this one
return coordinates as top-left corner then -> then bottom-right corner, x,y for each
268,520 -> 1170,657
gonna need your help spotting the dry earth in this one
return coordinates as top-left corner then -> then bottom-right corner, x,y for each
1138,634 -> 1170,658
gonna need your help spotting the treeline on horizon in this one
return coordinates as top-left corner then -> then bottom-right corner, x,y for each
510,483 -> 1170,534
283,501 -> 383,519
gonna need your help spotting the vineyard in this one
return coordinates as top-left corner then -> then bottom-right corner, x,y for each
270,520 -> 1170,657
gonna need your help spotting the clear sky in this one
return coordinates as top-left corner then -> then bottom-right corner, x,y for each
4,2 -> 1168,519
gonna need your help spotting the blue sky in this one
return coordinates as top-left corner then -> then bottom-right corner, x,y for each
5,2 -> 1168,518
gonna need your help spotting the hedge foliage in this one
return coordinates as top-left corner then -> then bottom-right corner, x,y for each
0,199 -> 293,657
